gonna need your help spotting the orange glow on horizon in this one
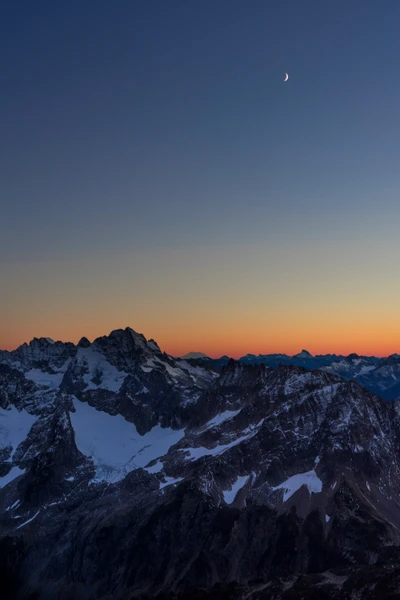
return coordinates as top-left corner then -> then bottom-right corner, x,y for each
2,321 -> 400,360
3,239 -> 400,361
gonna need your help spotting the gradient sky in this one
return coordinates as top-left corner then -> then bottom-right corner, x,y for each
2,1 -> 400,357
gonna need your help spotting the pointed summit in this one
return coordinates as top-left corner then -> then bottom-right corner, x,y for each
294,349 -> 313,358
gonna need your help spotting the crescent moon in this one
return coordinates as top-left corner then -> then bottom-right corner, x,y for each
284,73 -> 289,82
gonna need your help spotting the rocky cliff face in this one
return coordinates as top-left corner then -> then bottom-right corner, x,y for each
1,329 -> 400,599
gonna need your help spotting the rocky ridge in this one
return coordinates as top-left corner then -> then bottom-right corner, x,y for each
193,351 -> 400,401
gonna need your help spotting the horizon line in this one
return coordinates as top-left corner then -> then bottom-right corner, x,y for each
1,326 -> 397,361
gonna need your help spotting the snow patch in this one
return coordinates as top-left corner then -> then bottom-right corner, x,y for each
70,398 -> 184,483
178,360 -> 218,380
140,356 -> 182,376
135,386 -> 149,395
223,475 -> 250,504
153,357 -> 184,380
201,409 -> 242,431
77,347 -> 127,392
160,475 -> 184,489
25,368 -> 65,389
0,406 -> 37,459
16,509 -> 41,529
325,514 -> 331,523
358,365 -> 375,376
181,424 -> 261,462
273,469 -> 323,502
44,501 -> 60,509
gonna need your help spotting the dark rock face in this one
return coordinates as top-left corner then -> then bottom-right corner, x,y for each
156,566 -> 400,600
4,337 -> 77,371
2,328 -> 400,599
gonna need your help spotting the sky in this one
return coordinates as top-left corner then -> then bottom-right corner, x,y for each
1,0 -> 400,358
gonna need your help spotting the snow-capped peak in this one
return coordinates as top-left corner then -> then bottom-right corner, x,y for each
181,352 -> 210,360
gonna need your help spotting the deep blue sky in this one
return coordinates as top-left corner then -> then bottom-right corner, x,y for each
2,1 -> 400,354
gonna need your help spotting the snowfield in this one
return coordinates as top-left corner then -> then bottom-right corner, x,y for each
70,398 -> 185,483
76,347 -> 128,392
201,409 -> 242,431
25,368 -> 66,389
223,475 -> 250,504
180,421 -> 264,462
0,406 -> 37,460
272,469 -> 323,502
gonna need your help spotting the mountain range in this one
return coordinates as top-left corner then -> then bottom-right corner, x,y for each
187,350 -> 400,402
1,328 -> 400,598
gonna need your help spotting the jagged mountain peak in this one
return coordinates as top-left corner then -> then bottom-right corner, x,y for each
148,338 -> 161,352
294,349 -> 313,358
219,358 -> 261,384
71,327 -> 163,377
0,328 -> 220,418
29,337 -> 56,346
379,354 -> 400,365
95,326 -> 150,348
